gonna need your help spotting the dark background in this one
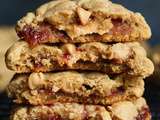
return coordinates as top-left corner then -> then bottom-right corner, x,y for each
0,0 -> 159,45
0,0 -> 160,120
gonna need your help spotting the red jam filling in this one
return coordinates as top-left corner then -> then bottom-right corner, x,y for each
47,115 -> 63,120
37,86 -> 126,102
39,113 -> 63,120
136,107 -> 150,120
62,53 -> 71,60
76,48 -> 86,52
18,19 -> 132,47
18,25 -> 53,47
111,19 -> 132,36
110,86 -> 126,96
38,111 -> 102,120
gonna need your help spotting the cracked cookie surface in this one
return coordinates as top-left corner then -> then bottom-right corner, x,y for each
6,41 -> 154,78
11,98 -> 151,120
7,71 -> 144,105
16,0 -> 151,46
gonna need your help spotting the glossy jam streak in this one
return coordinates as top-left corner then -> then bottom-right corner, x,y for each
111,86 -> 126,96
39,113 -> 63,120
63,53 -> 70,60
18,25 -> 53,47
18,18 -> 132,47
48,115 -> 63,120
76,48 -> 86,52
136,107 -> 150,120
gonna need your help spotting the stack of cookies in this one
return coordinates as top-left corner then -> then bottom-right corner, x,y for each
5,0 -> 154,120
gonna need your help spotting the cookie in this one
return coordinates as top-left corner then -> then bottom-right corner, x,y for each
7,71 -> 144,105
10,98 -> 151,120
6,41 -> 154,78
16,0 -> 151,46
0,26 -> 17,92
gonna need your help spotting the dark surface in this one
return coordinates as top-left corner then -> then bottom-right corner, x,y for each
144,81 -> 160,120
0,80 -> 159,120
0,93 -> 12,120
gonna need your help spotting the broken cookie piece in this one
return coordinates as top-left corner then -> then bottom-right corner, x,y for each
16,0 -> 151,46
6,41 -> 154,78
7,71 -> 144,105
11,98 -> 151,120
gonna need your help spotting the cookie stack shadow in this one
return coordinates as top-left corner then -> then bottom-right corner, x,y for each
5,0 -> 154,120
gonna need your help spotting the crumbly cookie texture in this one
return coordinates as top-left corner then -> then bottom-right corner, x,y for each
16,0 -> 151,46
7,71 -> 144,105
5,41 -> 154,78
11,98 -> 151,120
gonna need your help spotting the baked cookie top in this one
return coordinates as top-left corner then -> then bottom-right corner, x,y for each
16,0 -> 151,46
